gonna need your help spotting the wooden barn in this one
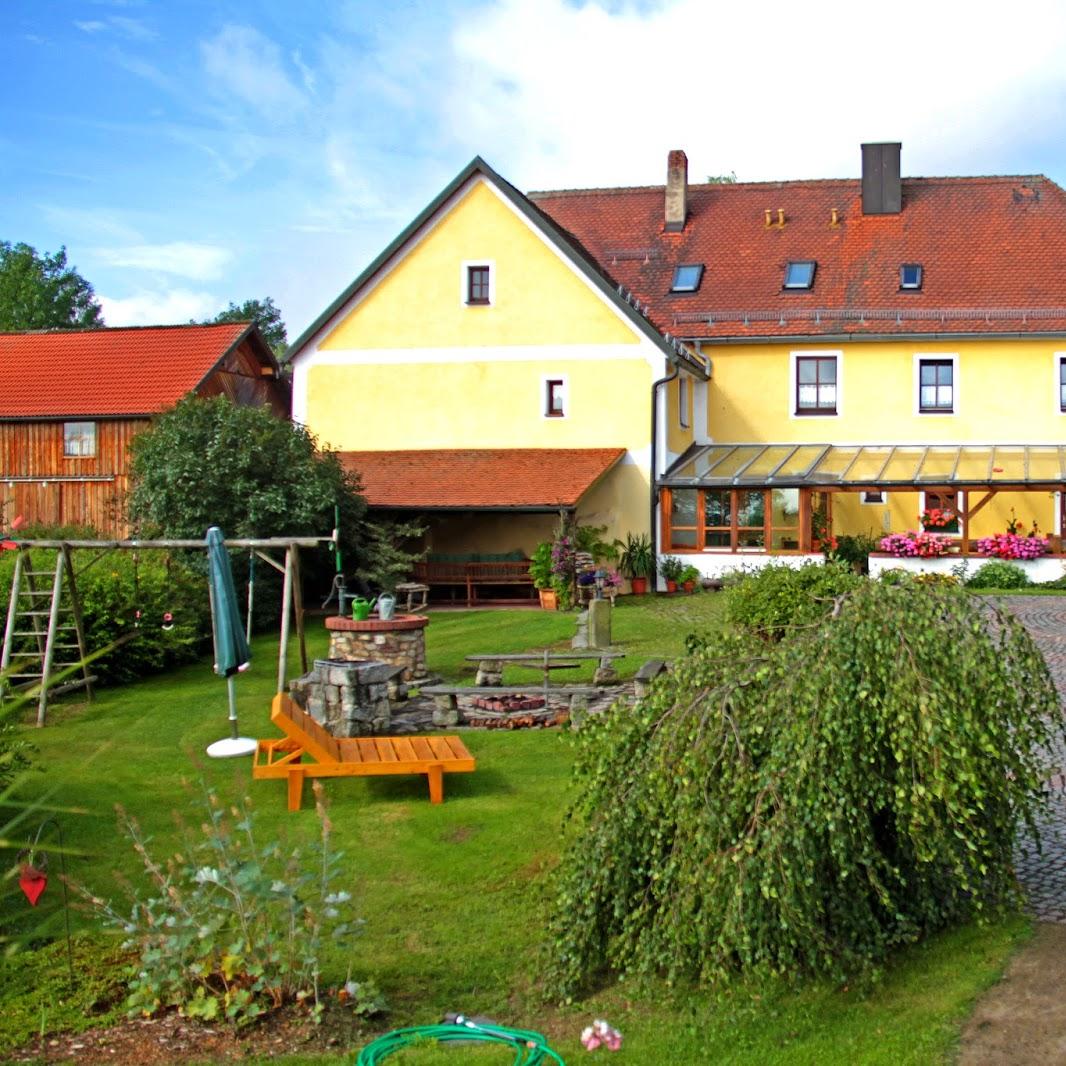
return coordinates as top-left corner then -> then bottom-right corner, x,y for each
0,322 -> 286,535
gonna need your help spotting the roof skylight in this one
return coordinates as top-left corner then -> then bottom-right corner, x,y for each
783,261 -> 816,290
900,263 -> 923,290
671,264 -> 704,293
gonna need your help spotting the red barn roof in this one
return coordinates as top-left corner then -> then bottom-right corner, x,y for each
531,175 -> 1066,339
0,322 -> 266,418
339,448 -> 626,509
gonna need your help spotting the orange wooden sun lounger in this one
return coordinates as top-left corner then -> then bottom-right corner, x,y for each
253,694 -> 476,810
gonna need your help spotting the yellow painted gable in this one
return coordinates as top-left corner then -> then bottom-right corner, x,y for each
321,179 -> 639,350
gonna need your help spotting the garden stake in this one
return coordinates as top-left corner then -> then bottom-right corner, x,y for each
18,817 -> 75,990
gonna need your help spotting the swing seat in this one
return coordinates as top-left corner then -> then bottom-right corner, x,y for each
253,694 -> 476,810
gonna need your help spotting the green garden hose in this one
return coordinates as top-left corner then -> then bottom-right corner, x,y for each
355,1017 -> 566,1065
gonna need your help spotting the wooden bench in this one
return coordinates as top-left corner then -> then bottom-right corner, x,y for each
413,560 -> 534,606
253,694 -> 476,811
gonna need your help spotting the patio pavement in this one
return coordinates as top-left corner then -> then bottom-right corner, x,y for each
998,596 -> 1066,922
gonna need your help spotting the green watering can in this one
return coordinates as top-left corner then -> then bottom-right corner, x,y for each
351,596 -> 376,621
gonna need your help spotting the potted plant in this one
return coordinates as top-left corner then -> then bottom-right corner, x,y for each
679,563 -> 700,593
659,555 -> 684,593
615,532 -> 654,595
529,541 -> 557,609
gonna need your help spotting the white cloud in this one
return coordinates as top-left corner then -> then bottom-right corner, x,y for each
74,20 -> 107,33
109,16 -> 156,40
39,204 -> 143,244
98,288 -> 221,326
200,24 -> 307,120
94,241 -> 233,280
291,49 -> 317,95
442,0 -> 1066,188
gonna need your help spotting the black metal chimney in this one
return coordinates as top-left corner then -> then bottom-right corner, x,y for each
861,142 -> 902,215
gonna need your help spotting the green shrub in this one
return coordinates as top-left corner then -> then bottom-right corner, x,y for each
915,571 -> 959,587
549,580 -> 1062,997
966,560 -> 1031,590
80,782 -> 382,1026
723,561 -> 862,639
0,547 -> 208,686
828,532 -> 880,574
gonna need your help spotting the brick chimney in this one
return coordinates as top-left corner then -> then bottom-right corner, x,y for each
861,142 -> 902,215
665,149 -> 688,232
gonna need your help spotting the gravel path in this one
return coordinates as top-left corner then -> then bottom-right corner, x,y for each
995,597 -> 1066,922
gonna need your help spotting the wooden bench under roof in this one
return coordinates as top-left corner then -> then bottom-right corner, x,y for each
253,694 -> 475,810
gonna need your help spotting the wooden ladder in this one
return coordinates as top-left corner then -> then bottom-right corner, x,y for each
1,546 -> 93,726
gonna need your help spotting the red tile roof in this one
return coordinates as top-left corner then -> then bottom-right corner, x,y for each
0,322 -> 252,417
339,448 -> 626,509
531,176 -> 1066,338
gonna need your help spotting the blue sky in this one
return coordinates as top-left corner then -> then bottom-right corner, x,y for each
6,0 -> 1066,339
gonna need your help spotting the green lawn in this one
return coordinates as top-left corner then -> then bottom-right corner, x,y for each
427,592 -> 725,682
0,594 -> 1030,1063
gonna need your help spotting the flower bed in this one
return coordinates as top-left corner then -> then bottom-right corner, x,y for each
974,533 -> 1050,560
878,530 -> 953,558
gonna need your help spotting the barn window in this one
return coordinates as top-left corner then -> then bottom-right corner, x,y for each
64,421 -> 96,457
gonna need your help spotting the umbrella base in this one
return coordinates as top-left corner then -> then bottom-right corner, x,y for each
206,737 -> 258,759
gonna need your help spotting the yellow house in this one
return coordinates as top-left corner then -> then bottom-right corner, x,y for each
286,157 -> 708,598
289,144 -> 1066,590
532,143 -> 1066,582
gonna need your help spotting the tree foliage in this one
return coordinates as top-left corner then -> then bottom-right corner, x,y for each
208,297 -> 287,356
549,578 -> 1062,997
127,396 -> 419,590
721,560 -> 862,640
0,242 -> 104,331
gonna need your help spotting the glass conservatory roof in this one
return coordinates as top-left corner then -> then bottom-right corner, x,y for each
660,444 -> 1066,488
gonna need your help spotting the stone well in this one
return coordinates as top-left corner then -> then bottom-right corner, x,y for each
290,658 -> 402,737
324,613 -> 430,683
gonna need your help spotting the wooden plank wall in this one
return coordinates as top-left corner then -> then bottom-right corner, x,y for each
197,339 -> 288,416
0,419 -> 148,534
0,337 -> 286,536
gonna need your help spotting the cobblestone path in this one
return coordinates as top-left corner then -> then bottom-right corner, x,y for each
999,596 -> 1066,922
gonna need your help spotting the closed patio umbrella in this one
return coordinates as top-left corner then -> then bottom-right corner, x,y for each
205,526 -> 256,758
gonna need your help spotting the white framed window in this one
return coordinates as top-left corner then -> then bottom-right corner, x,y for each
861,491 -> 885,504
789,350 -> 842,419
678,376 -> 690,428
1056,353 -> 1066,416
914,353 -> 959,415
542,375 -> 567,419
63,421 -> 96,457
461,260 -> 495,306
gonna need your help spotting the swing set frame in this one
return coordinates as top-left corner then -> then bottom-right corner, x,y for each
1,534 -> 333,725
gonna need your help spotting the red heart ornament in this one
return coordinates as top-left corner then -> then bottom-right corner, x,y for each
19,864 -> 47,906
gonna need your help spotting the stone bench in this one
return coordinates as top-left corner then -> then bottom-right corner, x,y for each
634,659 -> 669,698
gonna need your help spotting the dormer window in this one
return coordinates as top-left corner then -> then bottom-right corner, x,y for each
671,264 -> 704,293
900,263 -> 923,290
783,261 -> 816,290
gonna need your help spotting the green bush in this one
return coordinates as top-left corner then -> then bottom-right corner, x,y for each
966,560 -> 1031,590
723,561 -> 863,639
828,532 -> 880,574
128,395 -> 422,591
549,580 -> 1062,997
0,547 -> 208,686
80,782 -> 382,1026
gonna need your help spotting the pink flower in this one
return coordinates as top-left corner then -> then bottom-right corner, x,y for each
581,1019 -> 622,1052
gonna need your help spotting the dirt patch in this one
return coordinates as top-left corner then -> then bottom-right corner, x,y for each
443,824 -> 477,844
8,1003 -> 375,1064
957,923 -> 1066,1064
